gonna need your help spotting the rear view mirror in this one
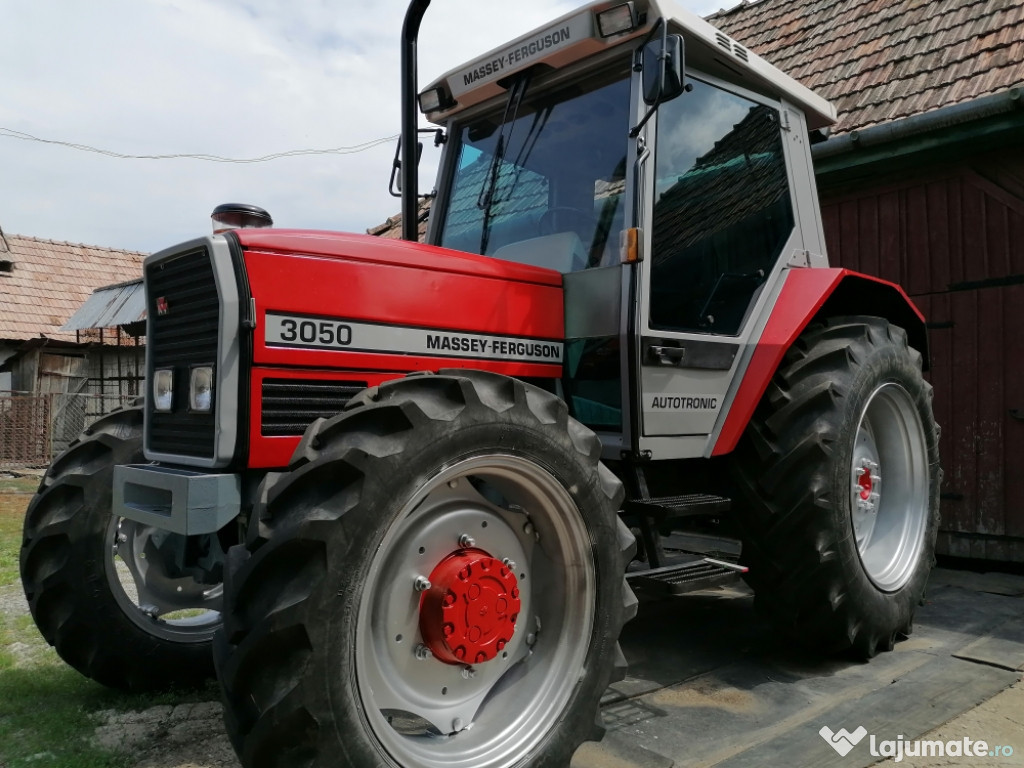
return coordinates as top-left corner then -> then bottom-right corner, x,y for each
389,129 -> 443,198
642,34 -> 685,106
630,28 -> 687,138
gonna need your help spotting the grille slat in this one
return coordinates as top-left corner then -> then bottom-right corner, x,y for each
261,379 -> 367,437
146,249 -> 220,459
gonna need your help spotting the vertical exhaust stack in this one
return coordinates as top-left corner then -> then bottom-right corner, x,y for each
401,0 -> 431,242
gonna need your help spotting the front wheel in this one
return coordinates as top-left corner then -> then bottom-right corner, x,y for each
217,371 -> 636,768
20,406 -> 224,690
732,317 -> 940,657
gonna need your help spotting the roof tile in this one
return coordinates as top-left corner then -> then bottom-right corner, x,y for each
710,0 -> 1024,134
0,233 -> 146,342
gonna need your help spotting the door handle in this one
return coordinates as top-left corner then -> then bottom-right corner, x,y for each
649,346 -> 686,366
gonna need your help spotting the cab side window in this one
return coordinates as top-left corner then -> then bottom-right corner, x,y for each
650,78 -> 794,335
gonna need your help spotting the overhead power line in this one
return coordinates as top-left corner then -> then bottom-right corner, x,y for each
0,126 -> 398,163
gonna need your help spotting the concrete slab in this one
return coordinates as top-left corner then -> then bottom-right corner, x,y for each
575,570 -> 1024,768
953,617 -> 1024,672
875,681 -> 1024,766
926,569 -> 1024,598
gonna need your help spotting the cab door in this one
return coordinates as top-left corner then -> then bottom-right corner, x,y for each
631,71 -> 811,460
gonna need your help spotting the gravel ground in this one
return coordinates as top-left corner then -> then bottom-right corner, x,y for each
93,703 -> 239,768
0,581 -> 28,618
0,578 -> 239,768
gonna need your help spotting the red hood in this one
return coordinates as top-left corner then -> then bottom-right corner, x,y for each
232,229 -> 563,288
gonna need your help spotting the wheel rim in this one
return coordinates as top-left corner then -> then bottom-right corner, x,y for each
850,383 -> 929,592
356,455 -> 596,768
105,517 -> 224,641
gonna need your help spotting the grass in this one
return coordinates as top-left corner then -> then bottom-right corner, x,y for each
0,665 -> 134,767
0,475 -> 37,585
0,476 -> 213,768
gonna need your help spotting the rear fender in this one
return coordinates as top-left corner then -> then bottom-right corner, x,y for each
711,268 -> 927,457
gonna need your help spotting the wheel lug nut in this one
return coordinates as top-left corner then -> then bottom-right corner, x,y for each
502,558 -> 517,571
523,522 -> 534,535
526,633 -> 537,646
459,534 -> 475,548
461,666 -> 476,679
452,717 -> 463,732
414,644 -> 432,660
414,575 -> 432,592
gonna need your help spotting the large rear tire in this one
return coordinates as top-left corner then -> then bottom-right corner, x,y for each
20,406 -> 224,690
216,371 -> 636,768
733,317 -> 940,657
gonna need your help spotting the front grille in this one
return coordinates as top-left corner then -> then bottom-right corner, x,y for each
262,379 -> 368,436
146,249 -> 220,458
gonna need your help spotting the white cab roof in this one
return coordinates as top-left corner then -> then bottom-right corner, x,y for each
422,0 -> 836,129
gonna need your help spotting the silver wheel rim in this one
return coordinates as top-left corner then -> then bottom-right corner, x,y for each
105,517 -> 223,641
850,383 -> 929,592
356,455 -> 596,768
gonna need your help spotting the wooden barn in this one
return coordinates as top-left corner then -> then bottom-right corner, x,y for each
711,0 -> 1024,561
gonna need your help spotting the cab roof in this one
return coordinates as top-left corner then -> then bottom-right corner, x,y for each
421,0 -> 836,130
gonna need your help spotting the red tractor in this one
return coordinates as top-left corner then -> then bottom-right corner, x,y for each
21,1 -> 939,766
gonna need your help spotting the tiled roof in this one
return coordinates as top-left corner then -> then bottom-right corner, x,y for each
366,199 -> 432,241
0,231 -> 146,343
708,0 -> 1024,135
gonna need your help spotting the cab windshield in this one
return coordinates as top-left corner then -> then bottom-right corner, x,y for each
437,72 -> 631,273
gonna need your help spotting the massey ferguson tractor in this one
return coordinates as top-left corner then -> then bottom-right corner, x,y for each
20,1 -> 940,766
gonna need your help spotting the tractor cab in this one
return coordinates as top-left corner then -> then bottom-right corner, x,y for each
412,0 -> 837,461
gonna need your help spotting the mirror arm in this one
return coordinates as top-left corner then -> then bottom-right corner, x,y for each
629,17 -> 667,138
630,104 -> 659,139
633,17 -> 665,71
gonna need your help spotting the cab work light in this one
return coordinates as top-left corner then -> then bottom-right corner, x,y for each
418,87 -> 446,114
597,2 -> 637,38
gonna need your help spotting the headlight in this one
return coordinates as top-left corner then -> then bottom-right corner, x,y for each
153,368 -> 174,412
189,366 -> 214,412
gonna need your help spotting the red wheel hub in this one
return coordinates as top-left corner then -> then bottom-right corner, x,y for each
858,467 -> 873,500
419,549 -> 520,665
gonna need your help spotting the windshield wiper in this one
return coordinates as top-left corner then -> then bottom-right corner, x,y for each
477,72 -> 531,255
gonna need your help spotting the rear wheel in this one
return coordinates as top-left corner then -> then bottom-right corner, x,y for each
20,406 -> 224,690
217,371 -> 636,768
733,317 -> 940,657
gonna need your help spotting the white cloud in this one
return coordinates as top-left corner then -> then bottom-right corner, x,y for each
0,0 -> 729,252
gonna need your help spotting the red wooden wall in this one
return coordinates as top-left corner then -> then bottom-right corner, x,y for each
820,148 -> 1024,561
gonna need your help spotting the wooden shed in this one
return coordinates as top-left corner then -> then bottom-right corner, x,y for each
0,230 -> 145,465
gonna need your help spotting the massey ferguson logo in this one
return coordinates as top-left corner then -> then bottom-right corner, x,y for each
156,297 -> 169,316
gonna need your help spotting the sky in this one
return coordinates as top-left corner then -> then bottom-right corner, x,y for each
0,0 -> 727,254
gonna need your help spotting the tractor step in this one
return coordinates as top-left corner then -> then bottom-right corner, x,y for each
623,493 -> 731,519
626,556 -> 747,596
